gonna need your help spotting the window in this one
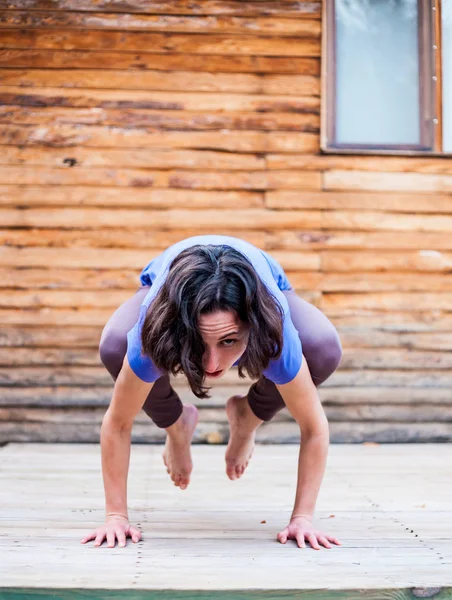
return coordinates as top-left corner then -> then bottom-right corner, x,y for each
322,0 -> 451,154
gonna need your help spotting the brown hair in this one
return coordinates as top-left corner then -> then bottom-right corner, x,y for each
141,244 -> 284,399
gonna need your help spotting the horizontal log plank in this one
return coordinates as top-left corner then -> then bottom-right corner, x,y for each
324,170 -> 452,194
339,348 -> 452,370
0,69 -> 320,95
0,208 -> 324,230
0,347 -> 101,366
3,346 -> 452,370
3,228 -> 452,254
258,421 -> 452,443
0,186 -> 265,209
324,370 -> 452,388
337,330 -> 452,351
267,230 -> 452,250
0,106 -> 321,132
0,30 -> 321,56
267,154 -> 452,174
2,403 -> 451,425
2,385 -> 452,407
266,191 -> 452,214
2,324 -> 451,352
2,207 -> 452,232
5,247 -> 448,274
1,367 -> 452,387
0,86 -> 320,112
322,251 -> 452,272
0,289 -> 137,308
0,50 -> 321,74
0,246 -> 321,270
0,146 -> 268,169
321,292 -> 452,312
7,265 -> 452,294
0,229 -> 265,251
2,308 -> 450,328
331,312 -> 452,332
0,124 -> 320,153
0,308 -> 122,326
321,212 -> 452,233
0,326 -> 101,347
0,246 -> 163,268
0,366 -> 254,387
292,272 -> 452,292
0,2 -> 322,18
0,13 -> 322,36
0,169 -> 323,189
2,420 -> 452,443
0,267 -> 144,290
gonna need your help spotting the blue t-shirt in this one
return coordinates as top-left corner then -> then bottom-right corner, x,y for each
126,235 -> 302,385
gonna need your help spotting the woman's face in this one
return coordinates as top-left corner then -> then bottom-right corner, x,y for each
198,310 -> 250,378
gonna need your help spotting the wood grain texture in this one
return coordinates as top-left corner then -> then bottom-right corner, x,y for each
0,12 -> 322,36
0,30 -> 321,56
0,86 -> 320,112
1,3 -> 451,443
0,1 -> 323,17
0,49 -> 321,74
0,106 -> 321,131
2,443 -> 451,597
0,69 -> 321,95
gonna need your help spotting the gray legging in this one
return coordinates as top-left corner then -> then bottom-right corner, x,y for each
99,286 -> 343,429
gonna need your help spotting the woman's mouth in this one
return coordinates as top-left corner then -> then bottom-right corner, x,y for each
206,369 -> 223,378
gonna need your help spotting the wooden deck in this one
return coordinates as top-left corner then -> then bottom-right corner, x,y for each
1,442 -> 451,599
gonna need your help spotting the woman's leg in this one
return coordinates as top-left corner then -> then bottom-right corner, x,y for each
247,289 -> 343,422
99,285 -> 183,428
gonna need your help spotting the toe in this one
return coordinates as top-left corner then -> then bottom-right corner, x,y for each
226,461 -> 236,479
179,471 -> 190,489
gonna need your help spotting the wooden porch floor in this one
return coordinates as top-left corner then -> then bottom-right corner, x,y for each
1,442 -> 451,599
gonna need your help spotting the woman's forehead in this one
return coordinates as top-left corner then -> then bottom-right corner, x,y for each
198,310 -> 243,334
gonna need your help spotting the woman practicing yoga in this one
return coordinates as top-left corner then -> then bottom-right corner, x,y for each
81,234 -> 343,550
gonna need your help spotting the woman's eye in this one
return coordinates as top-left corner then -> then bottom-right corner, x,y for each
221,339 -> 236,347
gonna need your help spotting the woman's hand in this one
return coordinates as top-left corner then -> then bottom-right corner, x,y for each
80,515 -> 142,548
277,515 -> 341,549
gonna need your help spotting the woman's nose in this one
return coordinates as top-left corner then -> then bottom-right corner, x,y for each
204,348 -> 220,372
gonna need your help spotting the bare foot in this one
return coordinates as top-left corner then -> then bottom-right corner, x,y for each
162,403 -> 199,490
225,395 -> 262,480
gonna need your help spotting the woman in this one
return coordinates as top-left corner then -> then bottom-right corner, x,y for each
81,234 -> 343,551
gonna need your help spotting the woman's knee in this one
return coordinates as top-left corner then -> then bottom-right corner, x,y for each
305,327 -> 343,384
99,330 -> 127,379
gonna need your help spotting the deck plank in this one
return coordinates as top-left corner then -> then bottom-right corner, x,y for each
0,443 -> 451,594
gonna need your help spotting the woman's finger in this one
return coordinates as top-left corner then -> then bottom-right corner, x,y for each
295,532 -> 306,549
116,530 -> 127,548
328,536 -> 342,545
277,529 -> 288,544
93,531 -> 105,547
106,529 -> 116,548
80,531 -> 96,544
306,533 -> 320,550
128,526 -> 142,543
317,535 -> 332,549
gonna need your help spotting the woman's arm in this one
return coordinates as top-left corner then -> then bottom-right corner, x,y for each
101,354 -> 154,517
276,356 -> 329,518
81,355 -> 154,548
275,356 -> 341,549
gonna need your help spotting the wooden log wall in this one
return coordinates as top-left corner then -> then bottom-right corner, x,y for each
1,1 -> 451,443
